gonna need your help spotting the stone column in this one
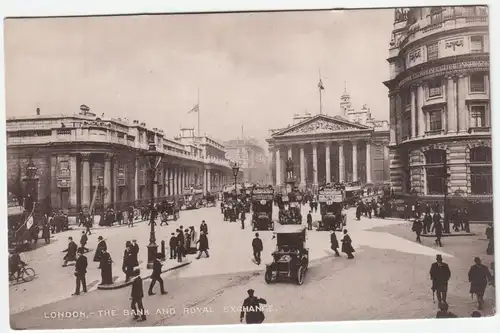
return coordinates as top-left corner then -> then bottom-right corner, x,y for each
352,141 -> 358,182
180,168 -> 184,193
446,76 -> 458,134
50,154 -> 58,209
169,168 -> 174,196
275,148 -> 281,186
134,157 -> 139,202
417,84 -> 426,136
81,152 -> 91,208
299,145 -> 306,187
457,75 -> 468,133
410,86 -> 417,138
203,168 -> 207,195
325,143 -> 331,183
383,145 -> 390,181
104,153 -> 112,208
113,157 -> 119,209
208,169 -> 212,192
69,154 -> 78,210
366,141 -> 372,183
339,142 -> 345,182
312,143 -> 318,185
389,92 -> 397,144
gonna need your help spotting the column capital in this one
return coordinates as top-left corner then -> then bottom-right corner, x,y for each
81,152 -> 91,160
104,152 -> 114,160
311,142 -> 318,148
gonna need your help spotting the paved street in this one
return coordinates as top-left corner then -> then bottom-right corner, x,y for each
10,202 -> 492,330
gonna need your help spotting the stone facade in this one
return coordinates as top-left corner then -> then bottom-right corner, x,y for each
6,111 -> 232,214
223,139 -> 269,184
384,6 -> 492,220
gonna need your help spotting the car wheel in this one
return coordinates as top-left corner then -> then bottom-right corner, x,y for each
264,269 -> 274,284
296,266 -> 305,285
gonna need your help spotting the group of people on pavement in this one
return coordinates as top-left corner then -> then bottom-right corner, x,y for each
430,254 -> 494,318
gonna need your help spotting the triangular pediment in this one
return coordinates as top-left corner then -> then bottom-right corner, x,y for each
272,114 -> 371,137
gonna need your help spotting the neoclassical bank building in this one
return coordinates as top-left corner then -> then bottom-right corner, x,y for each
267,91 -> 390,192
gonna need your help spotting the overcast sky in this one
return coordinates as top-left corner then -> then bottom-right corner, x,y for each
4,9 -> 394,146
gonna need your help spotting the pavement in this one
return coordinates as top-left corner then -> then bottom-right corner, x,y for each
9,203 -> 495,329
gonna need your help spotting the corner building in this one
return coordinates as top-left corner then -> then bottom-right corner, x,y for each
384,6 -> 492,220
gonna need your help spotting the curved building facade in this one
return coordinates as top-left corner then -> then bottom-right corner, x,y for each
384,6 -> 491,220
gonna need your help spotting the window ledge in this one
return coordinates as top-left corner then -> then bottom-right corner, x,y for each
468,127 -> 490,134
425,129 -> 444,136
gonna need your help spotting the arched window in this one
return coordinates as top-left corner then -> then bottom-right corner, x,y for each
470,146 -> 492,195
425,149 -> 446,195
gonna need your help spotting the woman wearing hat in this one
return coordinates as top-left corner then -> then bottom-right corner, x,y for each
93,236 -> 107,262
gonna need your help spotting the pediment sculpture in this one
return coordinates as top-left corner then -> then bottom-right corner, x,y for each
282,119 -> 353,135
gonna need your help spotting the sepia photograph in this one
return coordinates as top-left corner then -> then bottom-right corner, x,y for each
3,3 -> 496,330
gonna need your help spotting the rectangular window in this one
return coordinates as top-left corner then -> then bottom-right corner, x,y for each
427,42 -> 439,60
471,166 -> 493,195
426,167 -> 445,195
470,73 -> 485,92
429,110 -> 442,131
470,105 -> 487,128
470,36 -> 484,53
428,79 -> 442,97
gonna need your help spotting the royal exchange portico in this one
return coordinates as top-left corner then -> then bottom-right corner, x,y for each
267,114 -> 390,192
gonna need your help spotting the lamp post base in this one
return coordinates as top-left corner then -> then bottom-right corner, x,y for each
146,243 -> 158,269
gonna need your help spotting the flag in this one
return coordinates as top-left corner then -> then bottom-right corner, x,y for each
188,104 -> 199,114
318,79 -> 325,90
25,214 -> 34,230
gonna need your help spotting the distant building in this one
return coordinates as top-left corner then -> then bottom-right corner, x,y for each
267,90 -> 390,192
383,6 -> 491,221
223,138 -> 269,184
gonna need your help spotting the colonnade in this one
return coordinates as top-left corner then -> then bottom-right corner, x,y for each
272,140 -> 373,187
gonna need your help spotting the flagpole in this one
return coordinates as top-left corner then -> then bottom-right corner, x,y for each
197,87 -> 200,137
319,69 -> 323,115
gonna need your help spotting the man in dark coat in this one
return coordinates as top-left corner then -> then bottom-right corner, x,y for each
130,269 -> 146,321
241,211 -> 246,229
93,236 -> 107,262
127,205 -> 135,227
341,229 -> 355,259
130,240 -> 139,266
252,233 -> 263,265
486,224 -> 494,255
99,249 -> 113,285
423,212 -> 432,234
200,220 -> 208,235
169,233 -> 177,259
431,214 -> 443,247
240,289 -> 267,324
462,208 -> 470,233
307,211 -> 313,230
412,218 -> 423,243
122,242 -> 134,282
176,229 -> 184,263
196,231 -> 209,259
79,231 -> 89,253
330,230 -> 340,256
148,254 -> 167,295
468,257 -> 493,310
73,248 -> 88,296
430,254 -> 451,304
62,237 -> 78,267
42,222 -> 50,244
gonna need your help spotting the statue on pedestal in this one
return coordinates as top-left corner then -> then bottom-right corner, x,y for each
285,157 -> 294,179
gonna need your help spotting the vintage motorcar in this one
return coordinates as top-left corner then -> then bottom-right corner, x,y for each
182,187 -> 204,210
161,200 -> 179,222
317,184 -> 346,231
251,187 -> 275,231
205,192 -> 217,207
264,225 -> 309,285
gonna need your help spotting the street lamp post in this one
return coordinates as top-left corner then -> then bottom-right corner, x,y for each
232,162 -> 240,196
145,140 -> 163,269
23,159 -> 39,213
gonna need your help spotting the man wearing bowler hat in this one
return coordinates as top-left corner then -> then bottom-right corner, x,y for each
240,289 -> 267,324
